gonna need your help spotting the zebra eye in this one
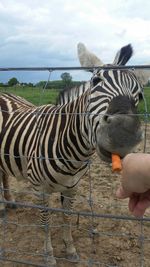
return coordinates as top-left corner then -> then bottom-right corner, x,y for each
92,77 -> 102,86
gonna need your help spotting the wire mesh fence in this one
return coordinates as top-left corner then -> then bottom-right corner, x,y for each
0,66 -> 150,267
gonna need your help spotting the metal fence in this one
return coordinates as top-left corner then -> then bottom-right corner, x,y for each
0,66 -> 150,267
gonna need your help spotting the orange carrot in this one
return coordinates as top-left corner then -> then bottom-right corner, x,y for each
112,154 -> 122,172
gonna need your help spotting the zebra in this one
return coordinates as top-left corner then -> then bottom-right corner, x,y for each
0,43 -> 145,266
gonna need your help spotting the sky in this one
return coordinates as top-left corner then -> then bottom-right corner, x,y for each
0,0 -> 150,83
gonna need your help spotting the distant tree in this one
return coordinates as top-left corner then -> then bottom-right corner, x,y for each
8,77 -> 19,86
28,82 -> 34,87
35,78 -> 83,90
36,81 -> 47,88
21,82 -> 27,87
61,72 -> 72,83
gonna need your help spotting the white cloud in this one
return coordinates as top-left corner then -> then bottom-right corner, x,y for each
0,0 -> 150,82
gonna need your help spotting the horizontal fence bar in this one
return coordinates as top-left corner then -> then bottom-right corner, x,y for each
0,255 -> 114,267
0,65 -> 150,71
1,199 -> 150,222
0,256 -> 47,267
0,110 -> 149,117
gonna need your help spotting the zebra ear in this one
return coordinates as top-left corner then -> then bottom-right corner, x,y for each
77,43 -> 103,70
113,44 -> 133,66
134,68 -> 150,86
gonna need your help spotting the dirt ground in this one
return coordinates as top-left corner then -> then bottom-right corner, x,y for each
0,123 -> 150,267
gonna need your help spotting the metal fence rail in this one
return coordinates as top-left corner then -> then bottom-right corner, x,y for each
0,64 -> 150,71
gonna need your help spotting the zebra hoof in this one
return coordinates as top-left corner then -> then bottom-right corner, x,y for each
67,252 -> 80,262
46,255 -> 57,267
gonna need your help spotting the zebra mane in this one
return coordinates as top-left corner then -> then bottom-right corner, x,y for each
56,81 -> 90,105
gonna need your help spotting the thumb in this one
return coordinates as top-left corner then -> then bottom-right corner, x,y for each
116,186 -> 131,199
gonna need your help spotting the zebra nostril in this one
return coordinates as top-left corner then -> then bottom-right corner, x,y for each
104,115 -> 108,121
104,115 -> 111,123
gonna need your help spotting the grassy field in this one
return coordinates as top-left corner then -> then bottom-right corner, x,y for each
0,86 -> 150,115
0,86 -> 59,105
138,87 -> 150,114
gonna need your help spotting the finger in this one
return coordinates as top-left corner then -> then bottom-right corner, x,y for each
116,186 -> 131,199
128,194 -> 139,212
132,198 -> 150,217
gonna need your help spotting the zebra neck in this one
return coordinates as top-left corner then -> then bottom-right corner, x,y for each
62,94 -> 95,158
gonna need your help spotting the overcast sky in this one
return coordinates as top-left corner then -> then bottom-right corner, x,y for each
0,0 -> 150,83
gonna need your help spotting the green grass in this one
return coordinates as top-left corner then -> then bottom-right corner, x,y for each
138,87 -> 150,114
0,86 -> 59,105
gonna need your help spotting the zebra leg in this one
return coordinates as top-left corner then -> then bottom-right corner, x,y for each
1,171 -> 16,209
35,192 -> 57,267
61,189 -> 79,261
0,170 -> 5,216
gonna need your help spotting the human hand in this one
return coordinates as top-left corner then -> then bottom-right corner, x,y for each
116,153 -> 150,217
116,186 -> 150,217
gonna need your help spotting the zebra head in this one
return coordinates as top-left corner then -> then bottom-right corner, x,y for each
78,43 -> 144,162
